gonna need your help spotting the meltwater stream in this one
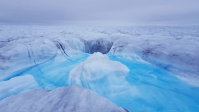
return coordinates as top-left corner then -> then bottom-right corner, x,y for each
2,52 -> 199,112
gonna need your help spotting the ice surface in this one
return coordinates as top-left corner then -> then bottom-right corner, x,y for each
108,34 -> 199,86
1,25 -> 199,112
0,75 -> 38,100
0,84 -> 127,112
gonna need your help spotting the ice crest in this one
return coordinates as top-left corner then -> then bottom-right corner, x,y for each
0,84 -> 126,112
68,52 -> 138,104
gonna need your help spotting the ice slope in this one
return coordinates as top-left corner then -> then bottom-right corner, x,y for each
0,75 -> 39,100
0,39 -> 59,81
108,34 -> 199,86
0,37 -> 85,81
0,84 -> 127,112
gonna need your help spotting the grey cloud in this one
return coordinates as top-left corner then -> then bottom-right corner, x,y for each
0,0 -> 199,25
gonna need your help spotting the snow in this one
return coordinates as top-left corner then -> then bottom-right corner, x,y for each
0,84 -> 126,112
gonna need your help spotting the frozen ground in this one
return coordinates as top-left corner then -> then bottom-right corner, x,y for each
0,25 -> 199,111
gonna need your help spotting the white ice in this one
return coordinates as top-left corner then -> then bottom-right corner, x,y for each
68,52 -> 138,103
0,84 -> 127,112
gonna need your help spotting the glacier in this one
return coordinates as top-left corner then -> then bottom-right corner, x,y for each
0,25 -> 199,111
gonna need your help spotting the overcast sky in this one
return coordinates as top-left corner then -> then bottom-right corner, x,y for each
0,0 -> 199,26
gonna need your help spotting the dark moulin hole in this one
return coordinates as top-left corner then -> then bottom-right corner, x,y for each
84,39 -> 113,54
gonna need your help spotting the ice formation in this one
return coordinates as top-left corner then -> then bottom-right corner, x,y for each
68,52 -> 138,104
0,25 -> 199,111
0,84 -> 127,112
0,75 -> 38,100
108,33 -> 199,86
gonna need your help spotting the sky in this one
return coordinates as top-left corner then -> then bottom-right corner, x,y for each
0,0 -> 199,26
